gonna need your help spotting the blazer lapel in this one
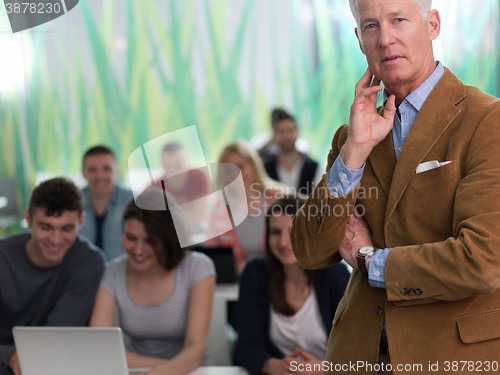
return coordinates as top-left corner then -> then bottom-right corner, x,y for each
368,127 -> 396,198
384,69 -> 467,224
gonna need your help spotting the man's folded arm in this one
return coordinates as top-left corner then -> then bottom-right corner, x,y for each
291,125 -> 362,270
385,107 -> 500,306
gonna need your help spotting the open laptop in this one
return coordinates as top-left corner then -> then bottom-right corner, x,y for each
192,246 -> 238,284
13,327 -> 149,375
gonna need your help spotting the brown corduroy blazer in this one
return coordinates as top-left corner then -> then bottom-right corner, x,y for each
291,68 -> 500,375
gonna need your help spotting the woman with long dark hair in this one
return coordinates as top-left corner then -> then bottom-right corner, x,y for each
90,189 -> 216,375
235,196 -> 350,375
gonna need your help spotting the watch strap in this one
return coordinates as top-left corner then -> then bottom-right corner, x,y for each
356,253 -> 368,275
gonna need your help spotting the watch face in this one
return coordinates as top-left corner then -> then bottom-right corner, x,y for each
358,246 -> 375,256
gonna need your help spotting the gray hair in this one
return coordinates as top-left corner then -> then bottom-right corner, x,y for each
349,0 -> 432,25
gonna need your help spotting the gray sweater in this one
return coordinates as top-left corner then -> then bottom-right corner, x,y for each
0,233 -> 105,373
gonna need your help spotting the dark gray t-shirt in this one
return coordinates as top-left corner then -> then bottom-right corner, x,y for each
0,233 -> 105,373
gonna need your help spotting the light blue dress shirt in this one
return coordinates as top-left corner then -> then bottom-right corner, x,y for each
80,183 -> 134,261
328,62 -> 445,289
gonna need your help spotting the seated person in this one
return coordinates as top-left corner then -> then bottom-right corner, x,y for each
80,145 -> 134,261
235,196 -> 350,375
0,178 -> 105,375
90,188 -> 216,375
206,140 -> 283,274
252,108 -> 310,160
152,142 -> 211,234
263,113 -> 323,196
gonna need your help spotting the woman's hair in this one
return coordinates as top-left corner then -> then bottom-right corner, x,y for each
123,188 -> 187,271
264,195 -> 313,315
218,139 -> 282,195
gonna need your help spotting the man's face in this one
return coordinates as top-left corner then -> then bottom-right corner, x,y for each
162,150 -> 187,178
82,154 -> 118,196
354,0 -> 440,92
274,119 -> 298,152
25,208 -> 84,267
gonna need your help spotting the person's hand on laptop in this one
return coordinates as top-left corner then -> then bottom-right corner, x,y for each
8,350 -> 22,375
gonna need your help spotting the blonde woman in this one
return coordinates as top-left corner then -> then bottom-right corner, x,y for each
206,140 -> 284,274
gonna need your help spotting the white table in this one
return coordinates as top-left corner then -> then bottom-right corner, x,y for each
207,284 -> 239,365
131,366 -> 248,375
188,366 -> 249,375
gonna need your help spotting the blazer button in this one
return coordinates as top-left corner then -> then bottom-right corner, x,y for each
375,306 -> 384,316
317,215 -> 322,224
408,289 -> 415,296
415,288 -> 423,296
401,288 -> 408,295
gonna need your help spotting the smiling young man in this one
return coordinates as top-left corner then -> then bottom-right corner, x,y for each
291,0 -> 500,374
0,178 -> 105,375
80,146 -> 133,261
264,113 -> 322,196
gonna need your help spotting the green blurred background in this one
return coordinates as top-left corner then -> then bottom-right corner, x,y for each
0,0 -> 499,219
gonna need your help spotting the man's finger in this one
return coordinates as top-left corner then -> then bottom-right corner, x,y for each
354,68 -> 375,96
384,94 -> 397,123
299,349 -> 315,360
353,85 -> 384,106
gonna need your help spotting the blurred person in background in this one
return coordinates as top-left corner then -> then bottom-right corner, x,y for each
235,196 -> 349,375
81,145 -> 133,261
152,142 -> 211,237
252,108 -> 310,161
206,140 -> 283,274
263,113 -> 323,196
90,189 -> 215,375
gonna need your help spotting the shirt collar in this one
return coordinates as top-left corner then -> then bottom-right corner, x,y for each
383,61 -> 445,112
82,184 -> 119,209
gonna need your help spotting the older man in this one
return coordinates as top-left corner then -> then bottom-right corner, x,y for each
291,0 -> 500,374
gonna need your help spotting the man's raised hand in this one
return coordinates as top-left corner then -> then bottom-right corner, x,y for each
340,68 -> 397,169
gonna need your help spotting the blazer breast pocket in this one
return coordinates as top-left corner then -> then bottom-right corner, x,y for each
406,160 -> 460,239
411,160 -> 459,190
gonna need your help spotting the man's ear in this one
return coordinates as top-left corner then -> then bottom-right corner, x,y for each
79,212 -> 86,228
354,27 -> 365,54
24,208 -> 32,228
427,10 -> 441,41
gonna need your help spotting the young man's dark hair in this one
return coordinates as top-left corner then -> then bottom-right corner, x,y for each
271,108 -> 290,127
28,177 -> 83,217
273,112 -> 297,127
82,145 -> 116,168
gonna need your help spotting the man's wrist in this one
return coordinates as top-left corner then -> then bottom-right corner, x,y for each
365,256 -> 371,270
340,142 -> 372,169
356,246 -> 376,274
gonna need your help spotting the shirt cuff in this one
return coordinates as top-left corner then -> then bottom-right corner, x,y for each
368,248 -> 393,289
328,155 -> 365,197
